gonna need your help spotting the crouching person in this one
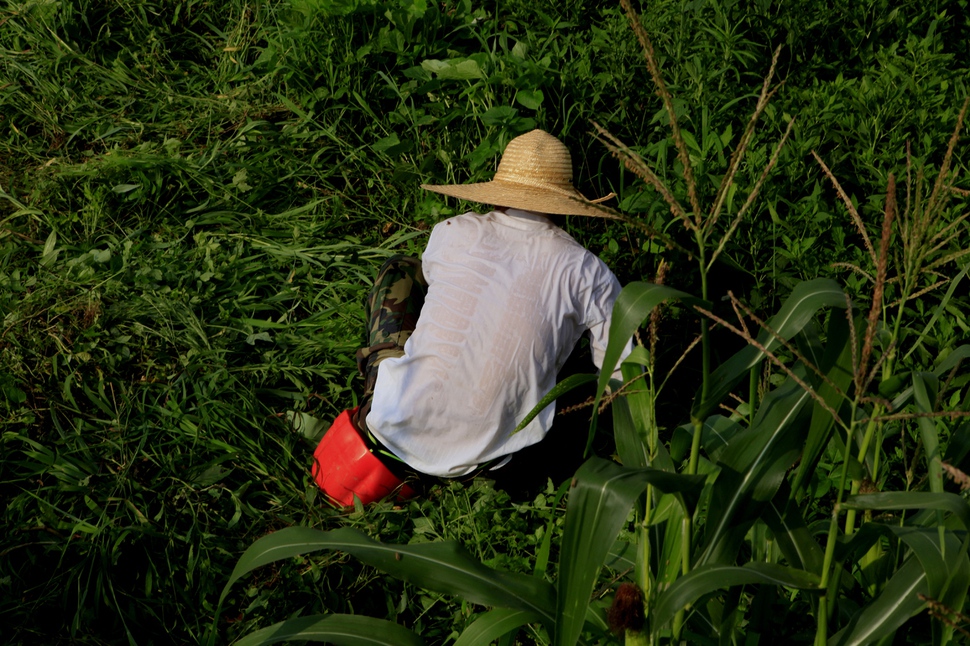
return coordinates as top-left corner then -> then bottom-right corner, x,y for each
312,129 -> 631,506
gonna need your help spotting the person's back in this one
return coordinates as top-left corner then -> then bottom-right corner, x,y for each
367,208 -> 622,477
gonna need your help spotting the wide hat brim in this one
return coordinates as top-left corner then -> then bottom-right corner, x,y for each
421,179 -> 619,218
420,129 -> 619,218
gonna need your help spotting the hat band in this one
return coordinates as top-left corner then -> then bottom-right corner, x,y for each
489,176 -> 585,201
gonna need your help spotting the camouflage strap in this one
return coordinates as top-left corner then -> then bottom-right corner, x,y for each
357,254 -> 426,394
353,255 -> 427,476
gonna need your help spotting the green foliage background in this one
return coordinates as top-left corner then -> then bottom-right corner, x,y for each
1,0 -> 968,644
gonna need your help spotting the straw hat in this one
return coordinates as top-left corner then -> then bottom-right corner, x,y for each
421,129 -> 617,218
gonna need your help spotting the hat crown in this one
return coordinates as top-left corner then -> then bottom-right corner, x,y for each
493,130 -> 574,190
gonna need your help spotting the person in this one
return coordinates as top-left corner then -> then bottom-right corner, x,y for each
312,129 -> 631,506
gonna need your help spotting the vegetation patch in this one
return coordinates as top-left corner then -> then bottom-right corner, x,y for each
2,0 -> 969,644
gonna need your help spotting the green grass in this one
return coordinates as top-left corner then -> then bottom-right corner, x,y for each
2,0 -> 969,644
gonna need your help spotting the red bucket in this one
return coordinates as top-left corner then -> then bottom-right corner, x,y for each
311,408 -> 416,507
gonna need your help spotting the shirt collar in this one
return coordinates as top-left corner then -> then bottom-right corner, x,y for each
495,208 -> 552,227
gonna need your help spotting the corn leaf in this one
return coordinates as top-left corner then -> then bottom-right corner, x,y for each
613,395 -> 650,469
594,282 -> 701,426
453,609 -> 540,646
791,314 -> 853,498
762,485 -> 825,575
555,457 -> 705,646
827,556 -> 927,646
696,373 -> 815,565
617,347 -> 654,468
232,614 -> 425,646
912,373 -> 945,495
692,278 -> 848,421
513,373 -> 597,433
843,492 -> 970,534
219,526 -> 557,628
889,345 -> 970,411
829,526 -> 969,646
652,562 -> 821,631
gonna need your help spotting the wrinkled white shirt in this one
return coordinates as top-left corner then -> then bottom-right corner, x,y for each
366,209 -> 629,477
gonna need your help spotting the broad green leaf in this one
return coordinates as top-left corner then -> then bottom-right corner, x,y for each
692,278 -> 848,421
219,527 -> 556,627
845,524 -> 967,601
613,396 -> 649,469
606,539 -> 637,572
481,106 -> 519,127
585,601 -> 611,635
40,230 -> 59,266
793,317 -> 826,369
828,556 -> 927,646
849,496 -> 970,633
832,526 -> 970,646
680,128 -> 701,155
420,58 -> 483,80
762,485 -> 825,575
233,614 -> 424,646
286,411 -> 328,441
888,526 -> 952,598
453,609 -> 540,646
912,373 -> 944,495
835,521 -> 891,562
696,373 -> 814,566
934,344 -> 970,375
938,532 -> 970,646
513,373 -> 597,433
617,347 -> 679,474
791,314 -> 853,498
652,563 -> 820,631
656,495 -> 687,589
515,89 -> 544,110
617,347 -> 654,467
372,133 -> 411,156
555,458 -> 705,646
593,283 -> 699,438
652,435 -> 678,473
